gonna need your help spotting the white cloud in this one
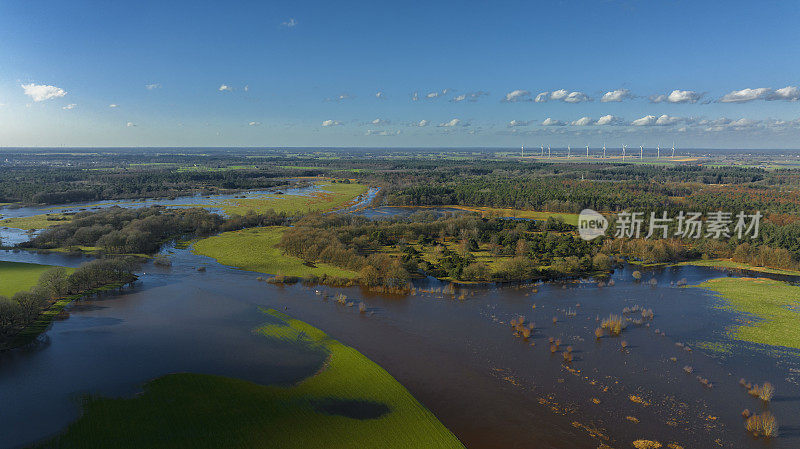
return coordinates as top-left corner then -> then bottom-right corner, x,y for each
376,91 -> 385,99
126,122 -> 136,127
219,84 -> 233,92
321,119 -> 342,127
542,117 -> 566,126
535,89 -> 590,103
563,91 -> 589,103
655,114 -> 683,126
243,85 -> 249,92
108,104 -> 118,108
282,18 -> 297,27
371,118 -> 389,125
729,118 -> 759,127
719,88 -> 770,103
412,92 -> 419,101
596,114 -> 623,125
439,118 -> 461,128
668,90 -> 702,103
601,88 -> 633,102
62,103 -> 76,110
21,83 -> 67,102
534,92 -> 549,103
248,121 -> 261,126
426,91 -> 440,99
325,93 -> 353,102
771,86 -> 800,101
417,119 -> 429,127
145,83 -> 161,90
632,115 -> 657,126
366,129 -> 401,136
571,116 -> 593,126
439,118 -> 461,127
651,89 -> 702,103
720,86 -> 800,102
508,119 -> 530,127
503,90 -> 532,102
451,91 -> 488,103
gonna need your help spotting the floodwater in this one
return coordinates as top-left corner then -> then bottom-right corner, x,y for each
0,184 -> 380,247
1,211 -> 800,448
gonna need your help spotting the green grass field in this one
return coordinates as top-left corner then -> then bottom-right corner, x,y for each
192,226 -> 358,278
0,261 -> 70,297
447,206 -> 579,225
34,308 -> 464,449
676,259 -> 800,276
694,277 -> 800,350
0,213 -> 72,230
216,182 -> 368,216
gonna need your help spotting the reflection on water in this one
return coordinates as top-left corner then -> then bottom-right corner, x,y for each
1,248 -> 800,448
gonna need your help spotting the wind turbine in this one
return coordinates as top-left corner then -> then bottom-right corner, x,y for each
567,145 -> 571,159
671,142 -> 675,158
657,144 -> 660,160
602,143 -> 606,159
640,145 -> 643,160
622,144 -> 626,161
548,146 -> 551,159
586,144 -> 589,158
541,144 -> 544,157
521,145 -> 524,158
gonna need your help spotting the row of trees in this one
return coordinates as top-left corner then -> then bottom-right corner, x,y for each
0,258 -> 138,340
23,207 -> 289,255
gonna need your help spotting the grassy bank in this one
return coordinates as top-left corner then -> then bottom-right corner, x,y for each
676,259 -> 800,276
192,226 -> 358,279
0,261 -> 74,297
216,182 -> 368,216
0,213 -> 72,230
447,206 -> 579,225
34,309 -> 464,449
694,277 -> 800,350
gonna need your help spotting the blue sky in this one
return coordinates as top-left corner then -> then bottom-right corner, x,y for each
1,0 -> 799,148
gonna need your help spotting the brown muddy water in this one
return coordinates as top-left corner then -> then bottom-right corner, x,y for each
1,247 -> 799,449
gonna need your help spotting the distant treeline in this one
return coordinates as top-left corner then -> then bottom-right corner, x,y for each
0,166 -> 288,204
0,258 -> 138,342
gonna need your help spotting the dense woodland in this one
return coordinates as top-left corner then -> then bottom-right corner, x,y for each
280,213 -> 609,283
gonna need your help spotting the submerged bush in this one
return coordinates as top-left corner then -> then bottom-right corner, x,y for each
745,412 -> 778,438
748,382 -> 775,402
601,314 -> 624,335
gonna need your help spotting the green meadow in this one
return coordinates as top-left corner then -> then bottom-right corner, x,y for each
447,206 -> 579,226
0,213 -> 72,230
0,261 -> 71,297
695,277 -> 800,350
215,182 -> 368,216
192,226 -> 358,278
34,309 -> 464,449
676,259 -> 800,276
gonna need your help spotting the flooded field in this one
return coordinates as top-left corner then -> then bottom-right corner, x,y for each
1,243 -> 798,448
